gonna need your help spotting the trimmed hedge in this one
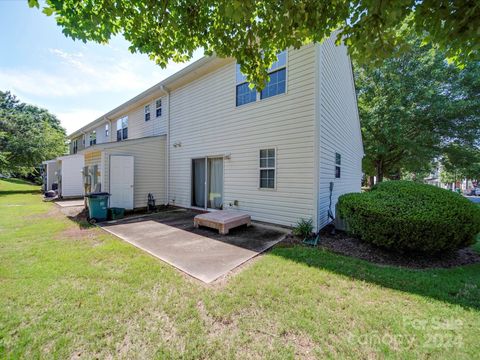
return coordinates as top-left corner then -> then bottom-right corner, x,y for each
337,181 -> 480,253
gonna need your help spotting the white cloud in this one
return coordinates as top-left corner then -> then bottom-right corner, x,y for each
0,41 -> 203,135
0,48 -> 166,98
55,109 -> 105,135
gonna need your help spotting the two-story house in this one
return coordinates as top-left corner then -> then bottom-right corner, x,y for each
62,34 -> 363,230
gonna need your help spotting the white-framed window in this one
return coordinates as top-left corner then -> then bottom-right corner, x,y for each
72,139 -> 78,154
89,131 -> 96,146
116,116 -> 128,141
144,104 -> 150,121
155,99 -> 162,117
105,123 -> 109,138
236,51 -> 287,107
236,66 -> 257,106
259,148 -> 276,189
260,51 -> 287,99
335,152 -> 341,178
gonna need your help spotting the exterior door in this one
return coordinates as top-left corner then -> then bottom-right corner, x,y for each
207,157 -> 223,209
191,157 -> 223,209
191,158 -> 206,208
110,155 -> 134,209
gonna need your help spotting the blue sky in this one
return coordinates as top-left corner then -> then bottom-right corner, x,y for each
0,1 -> 203,134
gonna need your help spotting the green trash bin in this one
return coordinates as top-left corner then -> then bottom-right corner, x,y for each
108,207 -> 125,220
85,192 -> 110,224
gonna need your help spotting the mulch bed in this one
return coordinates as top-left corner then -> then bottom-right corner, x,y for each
279,225 -> 480,269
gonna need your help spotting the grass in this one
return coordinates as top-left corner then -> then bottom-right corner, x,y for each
1,178 -> 479,359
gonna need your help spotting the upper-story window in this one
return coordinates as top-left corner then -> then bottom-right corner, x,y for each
116,116 -> 128,141
236,65 -> 257,106
105,123 -> 109,138
235,51 -> 287,107
89,131 -> 96,146
261,51 -> 287,99
72,139 -> 78,154
144,104 -> 150,121
155,99 -> 162,117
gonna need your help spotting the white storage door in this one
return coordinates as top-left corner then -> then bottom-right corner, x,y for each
109,155 -> 134,209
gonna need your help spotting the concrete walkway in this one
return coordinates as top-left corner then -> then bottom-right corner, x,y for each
54,199 -> 85,207
100,210 -> 286,283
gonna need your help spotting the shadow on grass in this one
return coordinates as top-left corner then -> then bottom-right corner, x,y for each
271,244 -> 480,311
1,178 -> 37,186
0,189 -> 41,196
65,207 -> 94,229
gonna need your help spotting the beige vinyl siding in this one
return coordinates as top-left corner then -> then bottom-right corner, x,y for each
84,150 -> 103,191
169,44 -> 316,227
316,36 -> 364,229
102,136 -> 167,209
113,97 -> 167,141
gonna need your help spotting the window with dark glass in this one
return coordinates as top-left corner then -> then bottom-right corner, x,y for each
105,123 -> 109,138
156,99 -> 162,117
144,104 -> 150,121
89,131 -> 96,146
116,116 -> 128,141
72,139 -> 78,154
259,148 -> 276,189
236,65 -> 257,106
335,152 -> 341,178
260,51 -> 287,99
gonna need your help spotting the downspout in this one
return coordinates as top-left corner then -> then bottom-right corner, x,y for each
160,84 -> 171,205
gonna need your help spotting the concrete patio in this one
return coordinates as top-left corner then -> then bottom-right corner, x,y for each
99,209 -> 287,283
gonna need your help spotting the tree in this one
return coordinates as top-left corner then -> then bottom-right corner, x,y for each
0,91 -> 67,177
355,39 -> 480,182
442,143 -> 480,183
28,0 -> 479,88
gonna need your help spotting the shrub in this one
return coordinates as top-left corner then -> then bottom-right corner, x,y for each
293,218 -> 314,238
337,181 -> 480,253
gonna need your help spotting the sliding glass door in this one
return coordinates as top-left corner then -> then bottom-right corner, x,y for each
191,157 -> 223,210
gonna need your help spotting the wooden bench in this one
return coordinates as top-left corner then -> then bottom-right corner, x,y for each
193,210 -> 251,235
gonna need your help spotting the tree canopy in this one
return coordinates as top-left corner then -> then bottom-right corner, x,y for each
0,91 -> 67,177
355,39 -> 480,182
29,0 -> 479,88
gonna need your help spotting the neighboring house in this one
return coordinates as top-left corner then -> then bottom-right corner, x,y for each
424,163 -> 442,188
41,159 -> 58,192
64,34 -> 364,230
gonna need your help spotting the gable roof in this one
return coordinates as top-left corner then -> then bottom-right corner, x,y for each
68,55 -> 232,139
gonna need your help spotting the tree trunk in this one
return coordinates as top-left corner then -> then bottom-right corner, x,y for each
368,176 -> 375,187
376,160 -> 384,183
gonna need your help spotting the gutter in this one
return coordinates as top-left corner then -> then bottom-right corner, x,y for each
68,56 -> 217,140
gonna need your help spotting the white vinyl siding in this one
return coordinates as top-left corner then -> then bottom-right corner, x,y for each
169,44 -> 316,227
57,154 -> 85,198
102,136 -> 167,208
316,35 -> 364,230
93,123 -> 109,144
42,161 -> 58,191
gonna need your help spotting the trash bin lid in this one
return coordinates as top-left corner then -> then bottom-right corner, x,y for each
86,192 -> 110,198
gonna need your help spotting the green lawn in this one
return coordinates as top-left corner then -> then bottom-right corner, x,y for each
1,178 -> 479,359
